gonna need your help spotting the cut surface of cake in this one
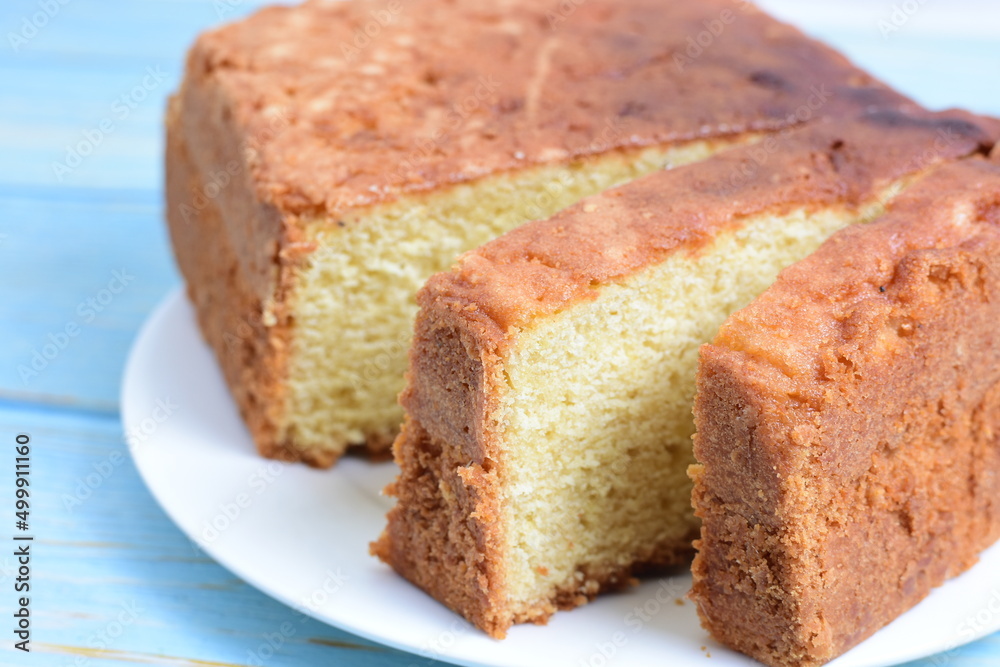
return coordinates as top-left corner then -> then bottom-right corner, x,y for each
371,110 -> 997,637
165,0 -> 915,466
690,155 -> 1000,667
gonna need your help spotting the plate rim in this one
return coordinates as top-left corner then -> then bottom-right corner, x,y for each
121,287 -> 1000,667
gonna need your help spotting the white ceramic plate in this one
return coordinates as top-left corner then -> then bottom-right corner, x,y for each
122,289 -> 1000,667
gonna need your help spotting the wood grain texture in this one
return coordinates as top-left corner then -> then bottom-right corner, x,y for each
0,406 -> 426,667
0,0 -> 997,665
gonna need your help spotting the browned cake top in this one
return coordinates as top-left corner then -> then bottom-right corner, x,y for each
186,0 -> 914,216
713,154 -> 1000,396
420,110 -> 996,334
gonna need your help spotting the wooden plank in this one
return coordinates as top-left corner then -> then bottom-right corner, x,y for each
0,405 -> 439,667
0,187 -> 179,412
0,404 -> 997,665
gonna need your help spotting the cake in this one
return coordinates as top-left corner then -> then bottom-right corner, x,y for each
371,110 -> 997,637
690,155 -> 1000,667
165,0 -> 915,466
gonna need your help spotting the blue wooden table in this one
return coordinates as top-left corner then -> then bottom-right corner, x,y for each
1,1 -> 998,665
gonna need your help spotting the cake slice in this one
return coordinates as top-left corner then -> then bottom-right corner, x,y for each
690,155 -> 1000,667
372,110 -> 997,637
165,0 -> 914,466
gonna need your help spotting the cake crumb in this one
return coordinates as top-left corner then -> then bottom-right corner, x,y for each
674,598 -> 685,606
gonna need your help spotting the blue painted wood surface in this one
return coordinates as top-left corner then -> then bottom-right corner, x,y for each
0,0 -> 998,665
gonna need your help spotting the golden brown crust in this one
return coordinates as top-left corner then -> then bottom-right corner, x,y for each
425,110 -> 996,333
372,295 -> 511,636
691,157 -> 1000,667
169,0 -> 923,464
165,99 -> 293,462
372,278 -> 697,637
375,110 -> 998,637
189,0 -> 916,218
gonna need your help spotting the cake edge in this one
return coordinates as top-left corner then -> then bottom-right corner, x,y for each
689,156 -> 1000,667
